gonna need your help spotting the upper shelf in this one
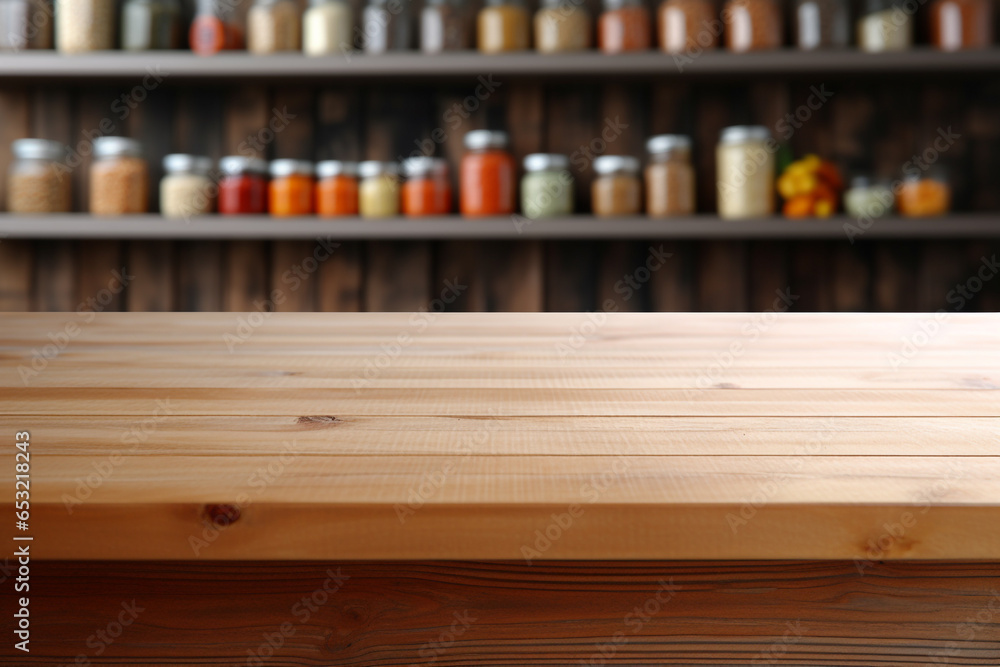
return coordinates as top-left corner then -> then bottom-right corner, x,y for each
2,214 -> 997,240
2,49 -> 1000,81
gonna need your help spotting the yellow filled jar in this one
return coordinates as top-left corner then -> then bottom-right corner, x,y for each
358,160 -> 400,218
592,155 -> 642,216
715,125 -> 775,219
478,0 -> 530,52
535,0 -> 592,53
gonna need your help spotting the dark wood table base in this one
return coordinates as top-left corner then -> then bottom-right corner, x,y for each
12,560 -> 1000,665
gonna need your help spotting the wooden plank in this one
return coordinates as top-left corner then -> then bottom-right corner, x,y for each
174,242 -> 222,311
364,242 -> 432,311
126,242 -> 174,311
9,560 -> 1000,664
317,241 -> 363,312
0,88 -> 32,310
269,240 -> 320,312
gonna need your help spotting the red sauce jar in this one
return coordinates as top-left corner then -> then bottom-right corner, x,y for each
269,159 -> 315,216
460,130 -> 515,217
599,0 -> 652,53
402,157 -> 452,216
190,0 -> 244,55
218,156 -> 268,215
316,160 -> 359,216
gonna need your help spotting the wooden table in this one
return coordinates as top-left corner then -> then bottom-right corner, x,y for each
3,313 -> 999,664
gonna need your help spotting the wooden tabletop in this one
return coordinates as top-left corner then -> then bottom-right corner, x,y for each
3,312 -> 999,560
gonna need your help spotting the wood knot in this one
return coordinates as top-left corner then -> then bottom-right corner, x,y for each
297,415 -> 344,427
202,503 -> 241,527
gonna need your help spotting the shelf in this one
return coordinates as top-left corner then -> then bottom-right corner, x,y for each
2,49 -> 1000,81
1,214 -> 997,240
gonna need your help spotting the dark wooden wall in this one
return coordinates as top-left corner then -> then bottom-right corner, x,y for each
1,74 -> 999,313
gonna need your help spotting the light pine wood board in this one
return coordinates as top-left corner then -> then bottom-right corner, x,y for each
1,312 -> 998,559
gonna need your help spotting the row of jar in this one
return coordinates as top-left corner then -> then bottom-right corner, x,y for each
6,130 -> 951,219
1,0 -> 991,54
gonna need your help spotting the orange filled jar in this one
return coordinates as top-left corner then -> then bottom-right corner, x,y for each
269,159 -> 314,216
316,160 -> 358,216
402,157 -> 452,216
460,130 -> 515,217
599,0 -> 652,53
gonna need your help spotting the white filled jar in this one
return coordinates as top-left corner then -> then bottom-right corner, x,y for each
160,154 -> 214,218
715,125 -> 775,219
857,0 -> 911,51
303,0 -> 353,54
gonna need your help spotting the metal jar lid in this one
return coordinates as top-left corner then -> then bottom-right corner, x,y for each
401,157 -> 448,178
11,138 -> 66,161
163,154 -> 213,175
523,153 -> 570,172
718,125 -> 772,146
464,130 -> 509,151
358,160 -> 399,179
646,134 -> 691,156
269,159 -> 314,178
317,160 -> 359,179
593,155 -> 640,175
219,156 -> 268,176
93,137 -> 144,159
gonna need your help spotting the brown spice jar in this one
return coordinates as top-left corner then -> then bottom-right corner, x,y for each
645,162 -> 695,216
593,174 -> 642,215
8,165 -> 71,213
929,0 -> 992,50
723,0 -> 782,51
598,3 -> 652,53
657,0 -> 718,53
91,157 -> 149,215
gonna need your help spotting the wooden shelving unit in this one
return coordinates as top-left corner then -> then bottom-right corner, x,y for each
2,48 -> 999,80
1,213 -> 996,240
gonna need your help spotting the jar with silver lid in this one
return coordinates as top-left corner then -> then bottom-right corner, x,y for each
401,157 -> 451,216
645,134 -> 695,217
56,0 -> 114,52
316,159 -> 359,216
461,130 -> 515,216
592,155 -> 642,216
303,0 -> 353,55
90,137 -> 148,215
218,156 -> 268,215
161,154 -> 214,219
0,0 -> 53,51
269,159 -> 315,216
715,125 -> 775,219
521,153 -> 573,219
361,0 -> 414,53
358,160 -> 400,218
7,139 -> 71,213
247,0 -> 301,53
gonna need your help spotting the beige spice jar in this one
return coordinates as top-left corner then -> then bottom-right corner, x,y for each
90,137 -> 148,215
7,139 -> 71,213
248,0 -> 302,53
592,155 -> 642,216
644,134 -> 695,217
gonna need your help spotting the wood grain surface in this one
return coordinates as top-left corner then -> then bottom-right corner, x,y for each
9,560 -> 1000,665
2,312 -> 999,560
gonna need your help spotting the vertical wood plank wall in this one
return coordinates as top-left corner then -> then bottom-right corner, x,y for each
1,76 -> 998,313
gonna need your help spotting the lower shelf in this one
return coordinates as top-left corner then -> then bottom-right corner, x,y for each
1,214 -> 998,240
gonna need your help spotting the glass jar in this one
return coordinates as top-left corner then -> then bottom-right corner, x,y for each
362,0 -> 415,53
599,0 -> 651,53
929,0 -> 992,50
645,134 -> 695,217
269,160 -> 314,216
592,155 -> 642,216
460,130 -> 516,217
7,139 -> 70,213
716,125 -> 775,219
844,176 -> 894,219
723,0 -> 781,51
248,0 -> 301,53
794,0 -> 849,49
121,0 -> 181,49
402,157 -> 452,216
316,160 -> 359,216
422,0 -> 471,52
218,156 -> 268,215
535,0 -> 591,53
359,161 -> 400,218
56,0 -> 114,52
478,0 -> 529,52
304,0 -> 353,55
0,0 -> 53,51
521,154 -> 573,219
658,0 -> 717,53
857,0 -> 911,51
190,0 -> 244,55
90,137 -> 148,215
897,173 -> 950,217
160,154 -> 213,218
